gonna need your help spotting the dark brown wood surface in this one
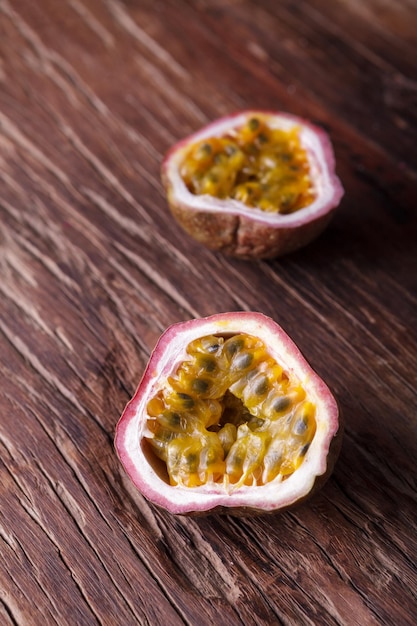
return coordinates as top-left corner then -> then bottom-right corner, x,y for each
1,1 -> 416,624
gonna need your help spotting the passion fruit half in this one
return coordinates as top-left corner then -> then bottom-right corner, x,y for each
162,110 -> 344,259
115,312 -> 341,515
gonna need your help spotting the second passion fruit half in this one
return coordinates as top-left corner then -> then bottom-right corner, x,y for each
115,312 -> 341,515
162,111 -> 344,259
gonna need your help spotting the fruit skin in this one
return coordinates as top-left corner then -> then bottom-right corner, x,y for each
161,110 -> 344,260
115,312 -> 342,516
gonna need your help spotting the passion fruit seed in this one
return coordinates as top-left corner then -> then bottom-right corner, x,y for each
180,116 -> 315,214
145,333 -> 316,490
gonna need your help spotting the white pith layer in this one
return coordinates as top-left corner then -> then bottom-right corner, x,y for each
164,111 -> 343,227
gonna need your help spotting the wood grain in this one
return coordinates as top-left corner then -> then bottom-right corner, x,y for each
0,0 -> 416,624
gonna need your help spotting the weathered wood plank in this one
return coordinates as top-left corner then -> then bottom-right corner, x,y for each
1,0 -> 416,624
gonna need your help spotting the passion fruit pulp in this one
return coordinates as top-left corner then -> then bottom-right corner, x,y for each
115,312 -> 341,515
162,111 -> 344,259
181,119 -> 315,214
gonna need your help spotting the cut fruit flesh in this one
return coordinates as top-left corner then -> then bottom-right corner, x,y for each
144,333 -> 316,490
180,117 -> 315,214
115,312 -> 341,515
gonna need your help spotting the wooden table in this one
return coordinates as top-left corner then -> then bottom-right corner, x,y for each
1,1 -> 416,624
